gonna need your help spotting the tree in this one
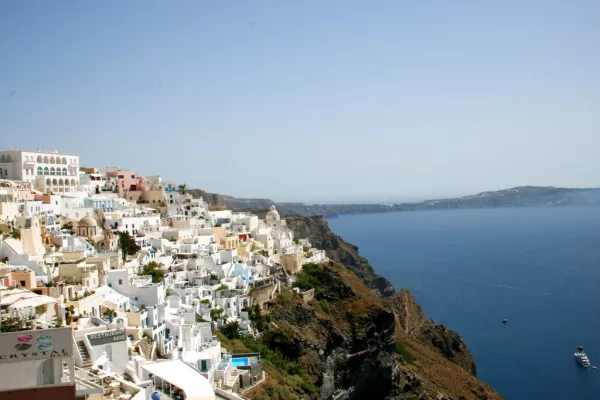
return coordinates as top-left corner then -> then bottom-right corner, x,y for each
220,321 -> 240,339
118,231 -> 140,263
142,261 -> 165,284
177,183 -> 188,195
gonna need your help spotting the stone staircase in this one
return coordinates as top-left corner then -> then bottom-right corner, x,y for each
76,339 -> 93,368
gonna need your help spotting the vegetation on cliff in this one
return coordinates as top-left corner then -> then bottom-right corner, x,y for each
284,215 -> 395,297
231,260 -> 501,399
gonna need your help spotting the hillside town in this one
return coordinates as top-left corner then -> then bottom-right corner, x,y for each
0,149 -> 327,400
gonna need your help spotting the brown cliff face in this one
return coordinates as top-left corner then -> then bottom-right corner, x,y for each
387,290 -> 476,375
284,216 -> 503,400
244,263 -> 398,400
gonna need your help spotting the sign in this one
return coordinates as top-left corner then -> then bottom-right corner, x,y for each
0,327 -> 73,364
87,328 -> 126,346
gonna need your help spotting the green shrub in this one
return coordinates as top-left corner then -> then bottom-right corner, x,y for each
395,341 -> 415,364
294,263 -> 324,292
210,308 -> 224,319
318,299 -> 330,314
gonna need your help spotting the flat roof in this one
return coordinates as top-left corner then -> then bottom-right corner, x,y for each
3,149 -> 79,156
142,360 -> 215,400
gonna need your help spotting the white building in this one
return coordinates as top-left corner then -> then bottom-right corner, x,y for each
104,208 -> 161,236
0,149 -> 80,193
106,269 -> 165,307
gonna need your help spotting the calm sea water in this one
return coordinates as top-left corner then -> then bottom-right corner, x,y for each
327,206 -> 600,400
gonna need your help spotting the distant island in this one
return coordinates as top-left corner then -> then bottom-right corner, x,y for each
189,186 -> 600,217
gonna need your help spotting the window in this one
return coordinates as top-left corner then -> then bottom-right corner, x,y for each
37,167 -> 42,175
118,279 -> 123,285
131,175 -> 134,179
43,167 -> 49,175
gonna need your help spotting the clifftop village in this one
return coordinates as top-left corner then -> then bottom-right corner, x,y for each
0,149 -> 327,400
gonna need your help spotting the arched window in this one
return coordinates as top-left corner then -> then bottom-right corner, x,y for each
50,156 -> 55,164
71,179 -> 76,185
52,178 -> 58,185
37,155 -> 42,162
45,178 -> 50,185
65,180 -> 70,186
0,155 -> 5,162
62,157 -> 67,164
43,156 -> 49,163
37,167 -> 43,175
59,178 -> 64,186
62,168 -> 67,176
43,167 -> 49,175
50,167 -> 55,175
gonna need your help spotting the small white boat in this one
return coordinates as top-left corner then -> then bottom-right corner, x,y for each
575,346 -> 591,368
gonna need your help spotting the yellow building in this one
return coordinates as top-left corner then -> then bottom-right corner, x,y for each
237,242 -> 253,259
220,235 -> 239,250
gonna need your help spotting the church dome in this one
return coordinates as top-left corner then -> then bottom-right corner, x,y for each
78,216 -> 98,227
267,205 -> 279,216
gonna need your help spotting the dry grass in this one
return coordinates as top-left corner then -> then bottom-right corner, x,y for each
399,337 -> 503,400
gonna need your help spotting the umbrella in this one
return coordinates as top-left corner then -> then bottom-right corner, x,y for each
0,290 -> 35,306
8,295 -> 57,310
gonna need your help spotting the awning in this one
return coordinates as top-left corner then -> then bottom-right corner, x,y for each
8,295 -> 57,310
142,360 -> 215,400
0,289 -> 37,306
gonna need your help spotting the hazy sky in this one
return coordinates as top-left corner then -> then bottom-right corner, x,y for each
1,1 -> 599,203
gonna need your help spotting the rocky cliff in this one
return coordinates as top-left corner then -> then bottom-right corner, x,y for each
274,216 -> 503,400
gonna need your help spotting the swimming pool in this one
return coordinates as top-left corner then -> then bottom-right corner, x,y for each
231,357 -> 249,367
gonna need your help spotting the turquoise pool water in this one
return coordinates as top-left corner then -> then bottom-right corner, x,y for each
231,357 -> 249,367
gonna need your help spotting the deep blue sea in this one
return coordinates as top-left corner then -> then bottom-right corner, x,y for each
327,206 -> 600,400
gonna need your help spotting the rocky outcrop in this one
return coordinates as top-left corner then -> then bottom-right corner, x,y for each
280,216 -> 503,400
285,215 -> 395,297
258,264 -> 398,400
387,290 -> 476,375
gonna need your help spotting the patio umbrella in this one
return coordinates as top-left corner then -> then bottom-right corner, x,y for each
8,295 -> 57,310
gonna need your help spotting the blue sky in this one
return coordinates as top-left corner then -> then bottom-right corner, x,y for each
1,1 -> 599,203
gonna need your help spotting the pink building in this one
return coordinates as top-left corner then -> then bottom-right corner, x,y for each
106,170 -> 138,192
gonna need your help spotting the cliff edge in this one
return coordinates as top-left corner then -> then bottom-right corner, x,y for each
284,215 -> 395,297
280,215 -> 502,400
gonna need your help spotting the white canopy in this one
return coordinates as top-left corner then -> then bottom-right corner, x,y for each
142,360 -> 215,400
8,295 -> 57,310
0,289 -> 35,306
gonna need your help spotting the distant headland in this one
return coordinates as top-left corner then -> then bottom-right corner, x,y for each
189,186 -> 600,217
